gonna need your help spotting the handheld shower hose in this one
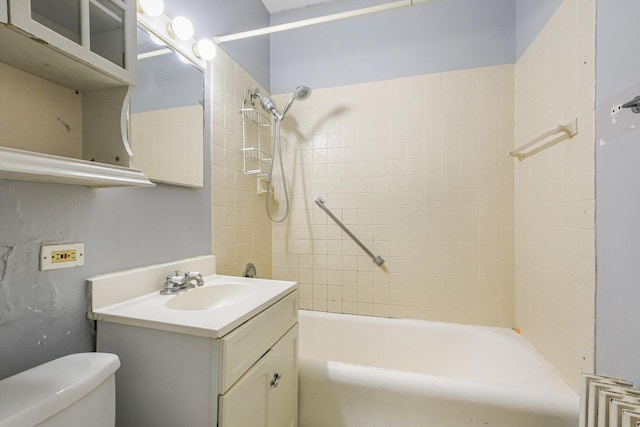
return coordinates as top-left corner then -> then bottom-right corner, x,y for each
250,86 -> 312,222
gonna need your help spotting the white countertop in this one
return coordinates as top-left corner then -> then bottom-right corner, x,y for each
88,256 -> 297,338
91,275 -> 297,338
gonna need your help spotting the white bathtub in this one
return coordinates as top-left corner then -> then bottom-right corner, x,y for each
298,310 -> 579,427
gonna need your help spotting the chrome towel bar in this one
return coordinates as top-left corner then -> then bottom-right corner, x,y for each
314,197 -> 385,267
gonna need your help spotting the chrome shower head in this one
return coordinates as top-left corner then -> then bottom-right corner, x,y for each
281,85 -> 312,119
293,85 -> 312,100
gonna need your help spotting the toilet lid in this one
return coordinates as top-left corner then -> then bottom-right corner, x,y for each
0,352 -> 120,427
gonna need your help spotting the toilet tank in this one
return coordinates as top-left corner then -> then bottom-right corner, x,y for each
0,352 -> 120,427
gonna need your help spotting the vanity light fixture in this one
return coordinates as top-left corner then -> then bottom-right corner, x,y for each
167,16 -> 194,41
136,0 -> 164,17
137,9 -> 206,70
176,52 -> 191,64
193,39 -> 216,60
149,34 -> 165,46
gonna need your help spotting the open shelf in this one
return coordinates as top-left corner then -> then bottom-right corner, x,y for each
0,146 -> 154,187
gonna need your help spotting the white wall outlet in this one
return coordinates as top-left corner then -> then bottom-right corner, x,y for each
40,243 -> 84,271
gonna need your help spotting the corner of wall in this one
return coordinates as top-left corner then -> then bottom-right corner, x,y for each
514,0 -> 596,390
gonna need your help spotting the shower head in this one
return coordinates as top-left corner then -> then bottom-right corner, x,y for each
280,85 -> 312,119
293,85 -> 312,100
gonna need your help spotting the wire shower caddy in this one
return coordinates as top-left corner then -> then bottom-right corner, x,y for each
240,106 -> 272,179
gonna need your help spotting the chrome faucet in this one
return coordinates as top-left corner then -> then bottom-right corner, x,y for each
160,271 -> 204,295
242,263 -> 257,278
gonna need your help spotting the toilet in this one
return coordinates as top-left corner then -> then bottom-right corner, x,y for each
0,352 -> 120,427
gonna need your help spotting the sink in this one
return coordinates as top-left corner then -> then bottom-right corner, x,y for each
165,284 -> 257,311
88,261 -> 298,338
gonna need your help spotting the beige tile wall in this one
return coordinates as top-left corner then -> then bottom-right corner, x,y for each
210,49 -> 273,278
271,65 -> 516,327
514,0 -> 596,389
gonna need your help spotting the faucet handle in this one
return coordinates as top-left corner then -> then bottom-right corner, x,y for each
185,271 -> 205,286
167,275 -> 182,285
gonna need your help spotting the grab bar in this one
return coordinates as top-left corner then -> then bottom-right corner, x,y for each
508,118 -> 578,161
314,197 -> 385,266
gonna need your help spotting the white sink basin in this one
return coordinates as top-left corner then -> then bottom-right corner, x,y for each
165,284 -> 257,311
88,269 -> 297,338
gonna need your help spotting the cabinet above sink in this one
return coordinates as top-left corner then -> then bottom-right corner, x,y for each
2,0 -> 136,90
0,0 -> 153,187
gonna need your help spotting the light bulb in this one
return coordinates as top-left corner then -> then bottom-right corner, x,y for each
137,0 -> 164,17
167,16 -> 194,41
194,39 -> 216,60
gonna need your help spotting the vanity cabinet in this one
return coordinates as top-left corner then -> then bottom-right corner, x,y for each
95,290 -> 299,427
0,0 -> 151,186
219,326 -> 298,427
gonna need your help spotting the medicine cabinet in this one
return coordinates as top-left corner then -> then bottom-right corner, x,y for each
0,0 -> 153,187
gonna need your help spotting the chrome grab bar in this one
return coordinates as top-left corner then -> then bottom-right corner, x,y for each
314,197 -> 385,266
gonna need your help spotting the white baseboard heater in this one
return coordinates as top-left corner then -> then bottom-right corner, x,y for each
580,374 -> 640,427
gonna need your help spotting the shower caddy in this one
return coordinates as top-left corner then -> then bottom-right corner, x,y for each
241,101 -> 272,180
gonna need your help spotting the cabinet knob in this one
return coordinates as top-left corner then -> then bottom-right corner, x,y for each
270,372 -> 282,388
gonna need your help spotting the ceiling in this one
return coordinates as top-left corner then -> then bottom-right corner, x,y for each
260,0 -> 334,14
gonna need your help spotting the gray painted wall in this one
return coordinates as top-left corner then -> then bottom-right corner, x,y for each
0,179 -> 211,378
269,0 -> 516,94
595,0 -> 640,384
0,0 -> 270,380
0,180 -> 211,379
515,0 -> 563,59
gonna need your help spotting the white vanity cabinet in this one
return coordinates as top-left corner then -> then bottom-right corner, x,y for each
95,290 -> 299,427
219,325 -> 298,427
0,0 -> 151,187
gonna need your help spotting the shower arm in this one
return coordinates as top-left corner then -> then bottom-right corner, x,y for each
249,89 -> 300,122
280,97 -> 296,119
248,90 -> 279,119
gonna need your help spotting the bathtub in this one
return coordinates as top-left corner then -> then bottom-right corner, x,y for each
298,310 -> 579,427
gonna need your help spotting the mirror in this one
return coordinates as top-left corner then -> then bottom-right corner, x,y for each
129,27 -> 204,187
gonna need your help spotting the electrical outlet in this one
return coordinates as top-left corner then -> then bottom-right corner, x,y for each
40,243 -> 84,271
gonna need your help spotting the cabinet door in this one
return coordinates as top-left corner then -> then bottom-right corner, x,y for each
7,0 -> 135,84
219,325 -> 299,427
